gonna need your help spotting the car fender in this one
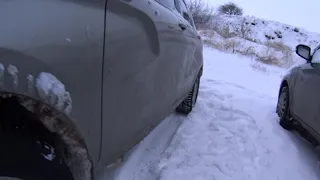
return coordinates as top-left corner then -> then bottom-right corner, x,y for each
0,48 -> 93,180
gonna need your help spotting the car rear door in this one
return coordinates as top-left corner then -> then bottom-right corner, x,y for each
174,0 -> 203,93
101,0 -> 190,166
153,0 -> 195,99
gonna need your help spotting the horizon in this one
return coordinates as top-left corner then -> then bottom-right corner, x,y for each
207,0 -> 320,33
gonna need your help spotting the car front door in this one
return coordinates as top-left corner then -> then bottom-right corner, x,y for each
305,50 -> 320,133
292,49 -> 320,131
101,0 -> 191,166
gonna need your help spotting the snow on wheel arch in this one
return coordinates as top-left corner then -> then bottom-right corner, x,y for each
35,72 -> 72,115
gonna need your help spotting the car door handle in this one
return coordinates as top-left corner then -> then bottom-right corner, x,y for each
178,23 -> 187,31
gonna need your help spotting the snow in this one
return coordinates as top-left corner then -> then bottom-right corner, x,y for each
41,145 -> 56,161
199,15 -> 320,67
0,64 -> 5,87
7,64 -> 18,87
213,15 -> 320,50
35,72 -> 72,114
105,47 -> 320,180
27,74 -> 34,94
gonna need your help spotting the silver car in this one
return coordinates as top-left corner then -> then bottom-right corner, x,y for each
277,44 -> 320,146
0,0 -> 203,179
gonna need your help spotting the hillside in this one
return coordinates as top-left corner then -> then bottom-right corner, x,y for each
199,15 -> 320,67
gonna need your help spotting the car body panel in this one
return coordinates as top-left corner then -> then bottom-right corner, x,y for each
281,45 -> 320,142
101,0 -> 203,166
0,0 -> 106,164
1,0 -> 203,177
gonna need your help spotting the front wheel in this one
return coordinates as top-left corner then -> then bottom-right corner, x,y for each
176,75 -> 200,114
276,86 -> 294,131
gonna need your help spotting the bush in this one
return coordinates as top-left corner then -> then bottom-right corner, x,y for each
219,26 -> 237,38
260,41 -> 293,67
223,39 -> 241,53
187,0 -> 214,27
218,2 -> 243,16
230,19 -> 252,40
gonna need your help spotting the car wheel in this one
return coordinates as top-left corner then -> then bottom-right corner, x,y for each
176,75 -> 200,114
0,99 -> 74,180
276,86 -> 294,131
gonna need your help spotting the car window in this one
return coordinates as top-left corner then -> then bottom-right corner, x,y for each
313,45 -> 320,55
156,0 -> 175,9
312,49 -> 320,64
175,0 -> 196,28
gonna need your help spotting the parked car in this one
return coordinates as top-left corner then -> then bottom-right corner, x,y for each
0,0 -> 203,179
277,43 -> 320,146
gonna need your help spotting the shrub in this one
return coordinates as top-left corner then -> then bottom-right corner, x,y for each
223,39 -> 241,53
293,27 -> 300,32
187,0 -> 214,27
218,2 -> 243,16
230,19 -> 252,40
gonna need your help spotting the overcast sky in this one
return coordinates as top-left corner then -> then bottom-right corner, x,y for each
207,0 -> 319,33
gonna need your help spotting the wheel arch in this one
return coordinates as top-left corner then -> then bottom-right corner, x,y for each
279,80 -> 289,95
0,48 -> 93,180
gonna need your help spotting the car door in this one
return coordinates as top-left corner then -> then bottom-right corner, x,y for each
101,0 -> 190,166
154,0 -> 195,99
302,50 -> 320,133
291,49 -> 320,130
174,0 -> 203,93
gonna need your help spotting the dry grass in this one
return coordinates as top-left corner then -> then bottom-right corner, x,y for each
251,62 -> 267,72
263,41 -> 293,67
223,39 -> 241,53
203,37 -> 294,67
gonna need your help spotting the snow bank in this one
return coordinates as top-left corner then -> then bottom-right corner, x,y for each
200,14 -> 320,67
200,30 -> 294,67
211,15 -> 320,50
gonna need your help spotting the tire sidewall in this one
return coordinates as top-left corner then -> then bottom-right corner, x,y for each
192,77 -> 200,107
278,86 -> 290,122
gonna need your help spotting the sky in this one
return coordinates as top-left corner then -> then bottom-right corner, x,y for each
207,0 -> 319,33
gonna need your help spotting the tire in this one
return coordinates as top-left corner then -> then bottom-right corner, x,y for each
176,75 -> 200,114
0,98 -> 74,180
276,86 -> 294,131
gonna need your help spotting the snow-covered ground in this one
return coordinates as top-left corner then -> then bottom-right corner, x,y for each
102,47 -> 320,180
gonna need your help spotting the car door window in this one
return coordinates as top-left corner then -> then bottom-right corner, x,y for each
313,50 -> 320,62
156,0 -> 175,9
311,49 -> 320,68
175,0 -> 196,28
313,45 -> 320,55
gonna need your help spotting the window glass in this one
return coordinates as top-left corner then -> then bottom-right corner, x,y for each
175,0 -> 196,27
312,49 -> 320,63
156,0 -> 175,9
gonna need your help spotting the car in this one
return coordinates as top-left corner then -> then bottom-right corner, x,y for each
0,0 -> 203,180
276,43 -> 320,146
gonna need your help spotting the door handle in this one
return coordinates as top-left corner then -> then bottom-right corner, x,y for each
178,23 -> 187,31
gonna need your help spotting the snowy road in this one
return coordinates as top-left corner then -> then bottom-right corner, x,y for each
103,47 -> 320,180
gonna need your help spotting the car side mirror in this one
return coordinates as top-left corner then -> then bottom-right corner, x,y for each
296,44 -> 311,62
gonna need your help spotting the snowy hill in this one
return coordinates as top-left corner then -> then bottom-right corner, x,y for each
214,15 -> 320,49
199,15 -> 320,67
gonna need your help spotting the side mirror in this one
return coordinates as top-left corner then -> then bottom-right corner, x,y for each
296,44 -> 311,61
